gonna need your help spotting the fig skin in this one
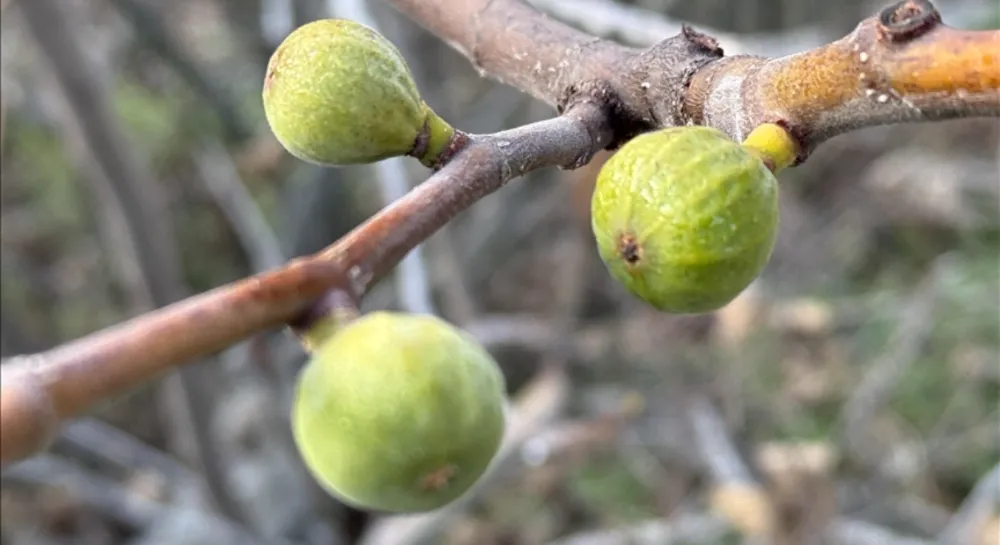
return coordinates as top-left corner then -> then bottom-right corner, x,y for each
591,126 -> 780,314
292,311 -> 508,514
262,19 -> 436,166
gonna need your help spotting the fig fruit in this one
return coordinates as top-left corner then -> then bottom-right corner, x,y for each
262,19 -> 452,167
591,126 -> 779,314
292,311 -> 508,513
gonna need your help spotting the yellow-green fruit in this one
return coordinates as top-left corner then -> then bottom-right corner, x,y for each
591,126 -> 780,314
292,311 -> 508,514
262,19 -> 431,166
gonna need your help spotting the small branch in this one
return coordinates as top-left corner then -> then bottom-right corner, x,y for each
0,102 -> 611,467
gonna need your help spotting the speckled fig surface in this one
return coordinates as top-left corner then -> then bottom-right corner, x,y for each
262,18 -> 429,166
292,311 -> 508,514
591,126 -> 780,314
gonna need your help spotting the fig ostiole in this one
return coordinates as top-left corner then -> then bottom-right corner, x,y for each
262,18 -> 454,168
591,126 -> 780,314
292,311 -> 508,514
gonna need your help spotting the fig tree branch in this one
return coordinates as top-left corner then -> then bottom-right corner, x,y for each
1,0 -> 997,468
0,102 -> 612,467
388,0 -> 998,157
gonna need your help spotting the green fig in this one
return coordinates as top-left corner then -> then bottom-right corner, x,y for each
262,19 -> 452,166
292,311 -> 508,514
591,126 -> 780,314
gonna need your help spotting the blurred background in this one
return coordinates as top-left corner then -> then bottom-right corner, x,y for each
1,0 -> 998,544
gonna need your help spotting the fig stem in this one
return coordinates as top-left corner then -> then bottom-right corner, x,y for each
414,106 -> 457,169
740,123 -> 798,174
291,289 -> 361,353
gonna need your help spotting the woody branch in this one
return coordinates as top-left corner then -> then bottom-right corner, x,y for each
1,0 -> 997,467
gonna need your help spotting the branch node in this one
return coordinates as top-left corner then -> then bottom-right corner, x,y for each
431,131 -> 472,172
627,27 -> 725,129
877,0 -> 941,43
288,288 -> 361,352
559,79 -> 644,152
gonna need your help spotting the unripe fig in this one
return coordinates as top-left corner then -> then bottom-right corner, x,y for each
591,126 -> 780,314
292,311 -> 508,513
262,19 -> 452,166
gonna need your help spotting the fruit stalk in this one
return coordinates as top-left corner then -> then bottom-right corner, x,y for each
740,123 -> 799,174
290,289 -> 361,354
411,107 -> 458,169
